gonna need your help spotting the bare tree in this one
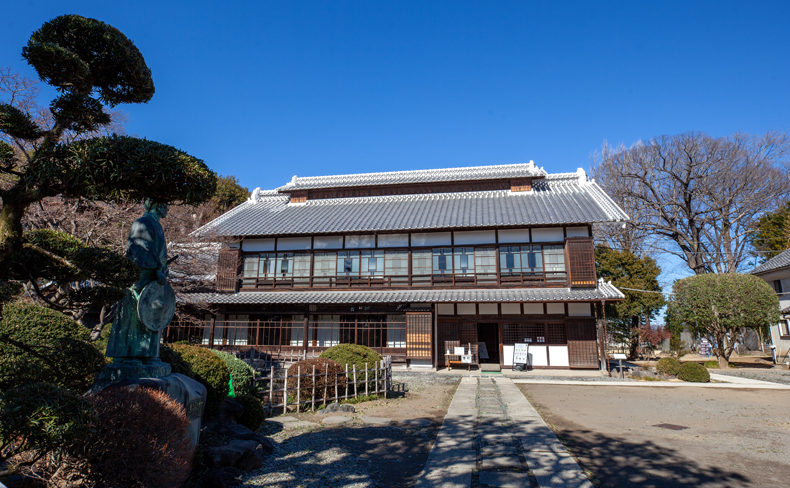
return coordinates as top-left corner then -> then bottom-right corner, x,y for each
591,132 -> 790,274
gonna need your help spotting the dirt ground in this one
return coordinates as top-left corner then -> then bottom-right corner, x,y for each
246,373 -> 461,488
520,384 -> 790,488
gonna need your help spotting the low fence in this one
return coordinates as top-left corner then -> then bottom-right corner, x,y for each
258,356 -> 392,414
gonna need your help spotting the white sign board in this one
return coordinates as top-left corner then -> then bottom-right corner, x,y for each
513,343 -> 530,365
461,354 -> 473,364
454,346 -> 466,356
612,353 -> 627,360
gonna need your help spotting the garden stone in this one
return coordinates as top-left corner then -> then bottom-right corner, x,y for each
204,467 -> 243,488
320,402 -> 356,414
204,444 -> 247,469
230,440 -> 267,470
322,415 -> 352,424
218,398 -> 245,424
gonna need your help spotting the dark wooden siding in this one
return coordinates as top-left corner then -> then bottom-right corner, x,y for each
567,319 -> 598,368
216,248 -> 241,292
567,237 -> 596,288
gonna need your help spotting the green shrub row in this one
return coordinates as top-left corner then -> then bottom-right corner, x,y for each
211,349 -> 256,397
160,344 -> 229,416
677,362 -> 710,382
656,357 -> 682,376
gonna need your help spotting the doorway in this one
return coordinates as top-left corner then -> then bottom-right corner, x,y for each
477,323 -> 500,364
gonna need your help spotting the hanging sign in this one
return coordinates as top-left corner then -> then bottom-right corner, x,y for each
513,343 -> 530,365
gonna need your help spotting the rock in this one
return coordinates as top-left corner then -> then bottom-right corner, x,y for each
204,444 -> 247,469
218,398 -> 245,425
258,436 -> 275,454
204,467 -> 243,487
322,415 -> 352,424
213,423 -> 255,439
230,440 -> 267,470
320,402 -> 355,414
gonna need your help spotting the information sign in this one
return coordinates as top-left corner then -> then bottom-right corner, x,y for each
454,346 -> 466,356
513,343 -> 530,365
461,354 -> 472,364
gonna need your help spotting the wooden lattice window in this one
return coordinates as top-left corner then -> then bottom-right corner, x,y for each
510,178 -> 532,192
406,312 -> 432,359
567,237 -> 596,288
216,248 -> 241,291
546,322 -> 567,344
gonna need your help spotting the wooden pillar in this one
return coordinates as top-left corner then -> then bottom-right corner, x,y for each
208,315 -> 217,348
303,316 -> 309,353
355,316 -> 359,345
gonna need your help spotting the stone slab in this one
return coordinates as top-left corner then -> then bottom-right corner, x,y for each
414,467 -> 472,488
281,420 -> 319,429
518,435 -> 566,453
322,416 -> 352,424
481,454 -> 521,469
479,433 -> 517,445
400,418 -> 433,427
427,448 -> 477,470
360,416 -> 392,425
523,451 -> 593,488
268,416 -> 300,423
478,471 -> 532,488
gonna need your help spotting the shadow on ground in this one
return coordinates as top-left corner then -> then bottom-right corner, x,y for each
245,421 -> 439,488
554,429 -> 751,488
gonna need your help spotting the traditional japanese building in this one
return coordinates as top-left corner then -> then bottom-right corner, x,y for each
179,162 -> 626,370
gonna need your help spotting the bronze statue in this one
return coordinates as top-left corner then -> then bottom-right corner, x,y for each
106,199 -> 176,364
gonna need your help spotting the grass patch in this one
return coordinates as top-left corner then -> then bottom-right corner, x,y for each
342,394 -> 380,405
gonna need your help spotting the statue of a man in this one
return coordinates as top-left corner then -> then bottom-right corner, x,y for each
106,200 -> 175,365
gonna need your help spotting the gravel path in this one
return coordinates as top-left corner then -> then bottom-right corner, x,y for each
708,368 -> 790,385
243,374 -> 459,488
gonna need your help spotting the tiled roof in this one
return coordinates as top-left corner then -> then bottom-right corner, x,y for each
185,280 -> 624,305
752,249 -> 790,275
195,171 -> 629,237
277,162 -> 547,191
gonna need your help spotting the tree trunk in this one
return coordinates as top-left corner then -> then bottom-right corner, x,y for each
628,316 -> 640,360
0,193 -> 30,279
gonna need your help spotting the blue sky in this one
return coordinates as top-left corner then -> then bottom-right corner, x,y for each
3,1 -> 789,291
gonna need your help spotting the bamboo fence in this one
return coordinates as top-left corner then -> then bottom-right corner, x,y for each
257,356 -> 393,414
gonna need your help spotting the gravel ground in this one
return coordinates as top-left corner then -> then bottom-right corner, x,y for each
243,374 -> 460,488
522,384 -> 790,487
710,368 -> 790,385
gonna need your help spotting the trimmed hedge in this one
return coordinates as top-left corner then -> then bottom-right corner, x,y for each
287,357 -> 346,402
0,302 -> 105,392
212,349 -> 256,396
0,382 -> 95,463
320,344 -> 383,381
677,362 -> 710,383
235,393 -> 267,431
161,344 -> 229,416
656,357 -> 682,376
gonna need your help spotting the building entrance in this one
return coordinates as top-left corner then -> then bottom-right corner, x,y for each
477,322 -> 500,364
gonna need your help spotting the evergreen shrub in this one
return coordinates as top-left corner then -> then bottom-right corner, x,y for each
0,382 -> 94,464
0,302 -> 105,392
677,362 -> 710,383
212,349 -> 256,396
656,357 -> 682,376
161,344 -> 229,416
235,393 -> 267,430
320,344 -> 383,381
287,357 -> 346,402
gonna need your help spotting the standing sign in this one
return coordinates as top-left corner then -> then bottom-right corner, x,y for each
461,354 -> 473,364
513,343 -> 530,366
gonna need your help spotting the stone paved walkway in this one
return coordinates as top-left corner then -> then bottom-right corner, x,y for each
415,376 -> 592,488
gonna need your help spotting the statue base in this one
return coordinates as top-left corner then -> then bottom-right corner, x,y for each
93,367 -> 207,449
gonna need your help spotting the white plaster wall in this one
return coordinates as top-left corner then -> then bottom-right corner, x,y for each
411,232 -> 452,247
479,303 -> 498,314
565,226 -> 589,238
548,346 -> 569,366
501,303 -> 522,314
437,304 -> 455,315
568,303 -> 592,316
243,238 -> 275,251
498,228 -> 530,243
531,228 -> 564,242
546,303 -> 565,314
277,237 -> 311,250
457,303 -> 476,315
454,230 -> 496,245
523,303 -> 544,314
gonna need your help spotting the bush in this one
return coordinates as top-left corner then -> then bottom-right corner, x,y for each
161,344 -> 229,416
703,360 -> 720,368
320,344 -> 383,383
0,302 -> 106,392
677,362 -> 711,383
656,357 -> 682,376
235,393 -> 267,431
0,382 -> 95,464
43,387 -> 194,488
212,349 -> 256,396
287,357 -> 346,402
